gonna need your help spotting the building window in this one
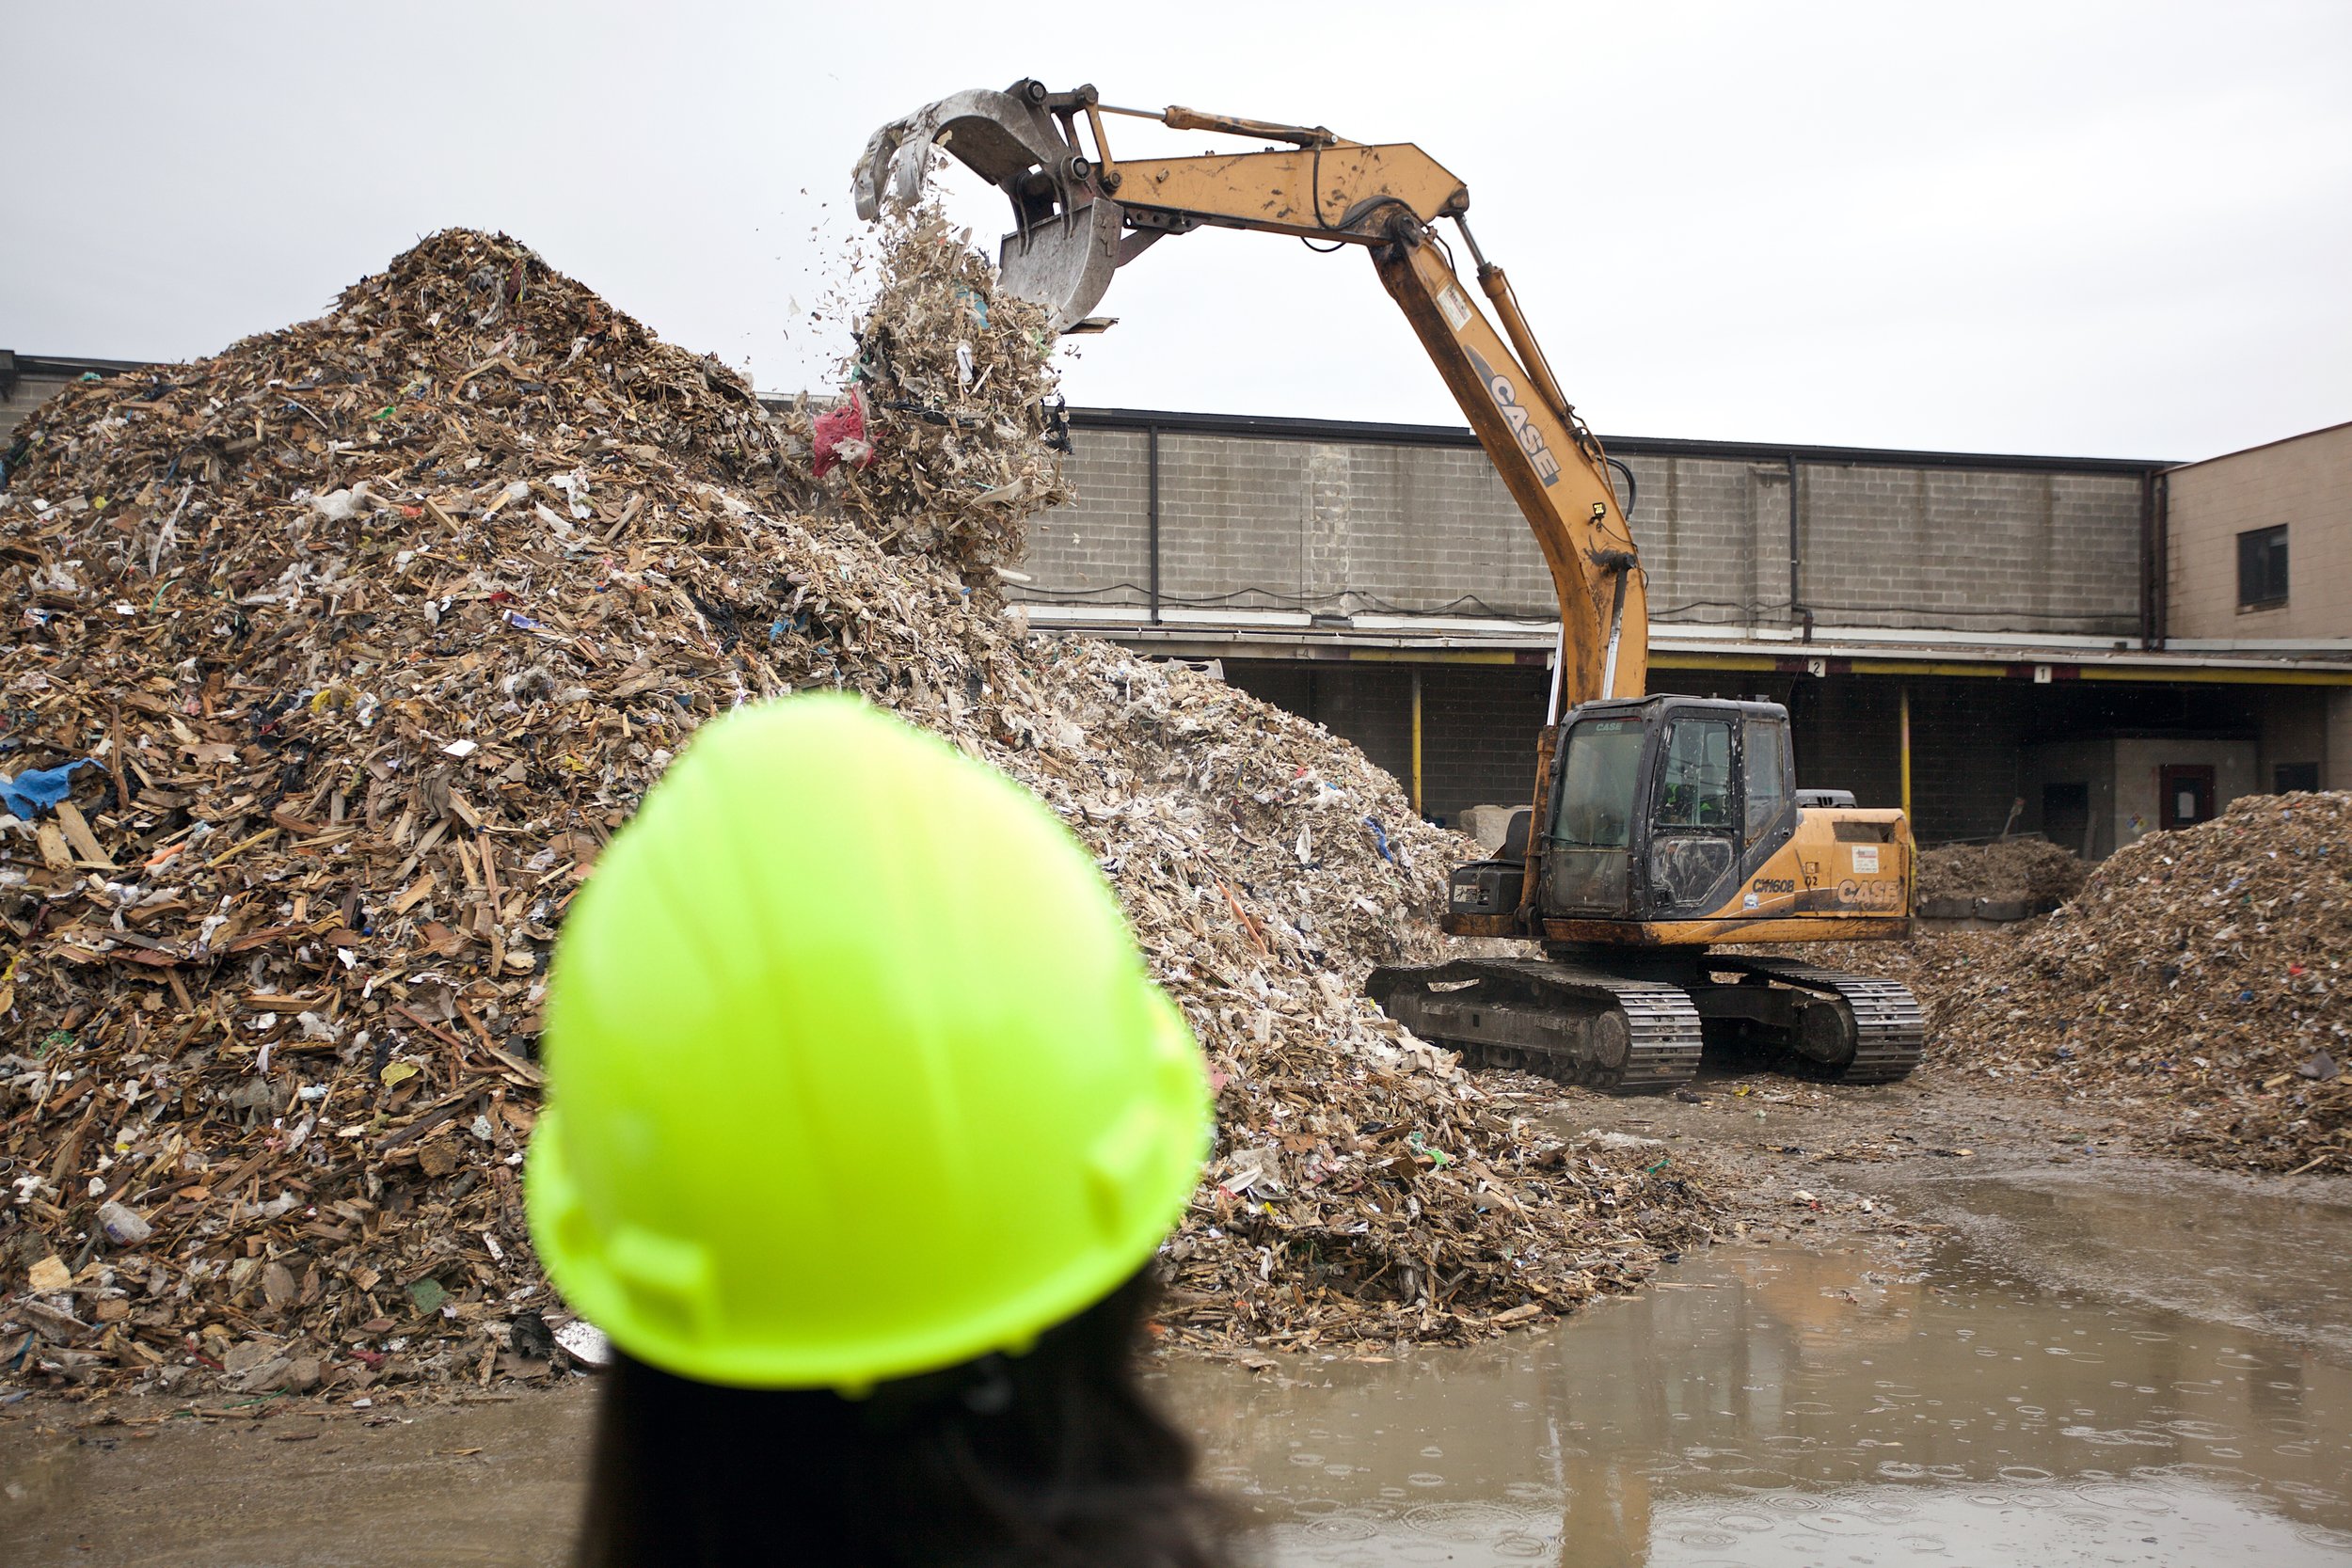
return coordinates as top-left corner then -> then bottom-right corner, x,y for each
2237,525 -> 2288,610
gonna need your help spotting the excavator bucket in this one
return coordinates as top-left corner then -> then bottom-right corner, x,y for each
852,83 -> 1126,332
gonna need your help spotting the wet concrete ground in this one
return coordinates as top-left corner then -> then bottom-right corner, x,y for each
8,1085 -> 2350,1566
1563,1069 -> 2352,1359
1168,1238 -> 2352,1564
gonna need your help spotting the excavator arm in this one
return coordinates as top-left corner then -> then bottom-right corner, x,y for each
852,79 -> 1648,704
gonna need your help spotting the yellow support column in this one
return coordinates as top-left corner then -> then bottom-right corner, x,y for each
1410,667 -> 1424,818
1899,686 -> 1913,821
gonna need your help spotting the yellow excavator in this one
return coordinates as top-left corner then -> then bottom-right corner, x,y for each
855,81 -> 1923,1092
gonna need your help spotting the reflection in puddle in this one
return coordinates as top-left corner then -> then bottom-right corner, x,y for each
1883,1164 -> 2352,1358
1163,1243 -> 2352,1566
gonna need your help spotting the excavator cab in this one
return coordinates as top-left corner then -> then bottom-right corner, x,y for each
1447,698 -> 1800,928
1543,697 -> 1793,923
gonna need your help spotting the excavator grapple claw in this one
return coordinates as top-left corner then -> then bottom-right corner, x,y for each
852,83 -> 1124,332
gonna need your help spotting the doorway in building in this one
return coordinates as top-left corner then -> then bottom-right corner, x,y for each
2276,762 -> 2321,794
2042,781 -> 2091,855
2159,765 -> 2216,830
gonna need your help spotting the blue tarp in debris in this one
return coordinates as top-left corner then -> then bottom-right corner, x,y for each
0,758 -> 96,819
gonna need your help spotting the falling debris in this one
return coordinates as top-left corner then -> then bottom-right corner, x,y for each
0,217 -> 1715,1399
779,201 -> 1073,573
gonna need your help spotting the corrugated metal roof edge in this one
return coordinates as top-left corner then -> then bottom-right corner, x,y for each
1018,610 -> 2352,678
1056,405 -> 2174,476
3,354 -> 157,379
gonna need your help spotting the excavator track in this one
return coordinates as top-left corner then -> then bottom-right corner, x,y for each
1701,956 -> 1926,1084
1365,958 -> 1702,1095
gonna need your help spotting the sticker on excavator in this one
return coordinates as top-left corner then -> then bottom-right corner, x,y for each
1438,285 -> 1472,331
1851,845 -> 1881,874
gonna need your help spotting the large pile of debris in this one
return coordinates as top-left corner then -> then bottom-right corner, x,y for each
1931,793 -> 2351,1172
0,220 -> 1714,1400
1915,837 -> 2085,911
1781,795 -> 2349,1173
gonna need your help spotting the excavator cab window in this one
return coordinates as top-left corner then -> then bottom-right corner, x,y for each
1649,717 -> 1737,912
1541,717 -> 1645,914
1554,720 -> 1644,847
1743,717 -> 1792,845
1654,719 -> 1732,829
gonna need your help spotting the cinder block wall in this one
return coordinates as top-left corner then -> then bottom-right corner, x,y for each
1,370 -> 84,447
1024,417 -> 2151,636
1027,429 -> 1152,604
1799,468 -> 2143,634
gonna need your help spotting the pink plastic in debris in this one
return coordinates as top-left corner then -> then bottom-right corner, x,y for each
811,392 -> 876,478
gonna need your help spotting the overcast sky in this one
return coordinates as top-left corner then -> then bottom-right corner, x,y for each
7,2 -> 2347,462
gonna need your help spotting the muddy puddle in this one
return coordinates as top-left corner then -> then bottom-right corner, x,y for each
1878,1158 -> 2352,1359
1161,1236 -> 2352,1566
8,1177 -> 2351,1566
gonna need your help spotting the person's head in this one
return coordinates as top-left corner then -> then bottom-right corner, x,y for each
524,694 -> 1226,1567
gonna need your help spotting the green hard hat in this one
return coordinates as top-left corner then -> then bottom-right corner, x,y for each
524,692 -> 1211,1390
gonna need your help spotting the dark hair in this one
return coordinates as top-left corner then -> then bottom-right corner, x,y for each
574,1269 -> 1238,1568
